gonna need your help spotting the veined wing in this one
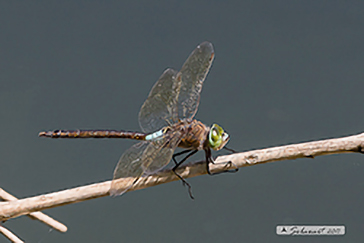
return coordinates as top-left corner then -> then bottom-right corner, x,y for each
138,68 -> 179,133
110,141 -> 147,196
110,131 -> 182,196
142,130 -> 182,175
176,41 -> 214,120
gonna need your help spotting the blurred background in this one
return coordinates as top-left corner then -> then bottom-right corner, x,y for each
1,1 -> 363,242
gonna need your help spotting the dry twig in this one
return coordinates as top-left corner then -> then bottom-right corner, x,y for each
0,132 -> 363,223
0,224 -> 24,243
0,188 -> 67,233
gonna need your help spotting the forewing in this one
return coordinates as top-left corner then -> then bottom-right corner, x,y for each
176,41 -> 214,119
138,68 -> 179,133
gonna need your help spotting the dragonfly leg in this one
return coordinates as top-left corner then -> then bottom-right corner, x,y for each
223,146 -> 237,153
172,149 -> 198,199
205,148 -> 239,175
172,149 -> 194,165
205,148 -> 214,174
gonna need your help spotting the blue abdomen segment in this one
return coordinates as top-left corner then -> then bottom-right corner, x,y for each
145,130 -> 164,141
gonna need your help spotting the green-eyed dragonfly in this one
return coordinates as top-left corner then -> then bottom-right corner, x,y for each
39,41 -> 234,198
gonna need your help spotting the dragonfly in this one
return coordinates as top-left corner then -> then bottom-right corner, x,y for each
39,41 -> 235,198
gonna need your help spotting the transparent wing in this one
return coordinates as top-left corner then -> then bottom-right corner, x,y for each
110,132 -> 182,196
138,68 -> 179,133
176,41 -> 214,119
143,131 -> 183,175
110,141 -> 148,196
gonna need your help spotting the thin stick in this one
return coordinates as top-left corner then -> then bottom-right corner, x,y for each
1,132 -> 364,222
212,131 -> 364,172
0,189 -> 67,233
0,225 -> 24,243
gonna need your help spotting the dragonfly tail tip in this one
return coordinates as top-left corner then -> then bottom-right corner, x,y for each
38,131 -> 46,137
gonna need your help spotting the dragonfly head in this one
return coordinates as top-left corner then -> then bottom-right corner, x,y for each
208,124 -> 230,151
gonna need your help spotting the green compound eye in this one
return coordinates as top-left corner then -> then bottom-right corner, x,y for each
208,124 -> 230,151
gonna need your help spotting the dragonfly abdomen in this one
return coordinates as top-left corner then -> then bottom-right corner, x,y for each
38,130 -> 147,140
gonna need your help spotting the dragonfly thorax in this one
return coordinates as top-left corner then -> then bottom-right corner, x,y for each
162,120 -> 229,151
166,119 -> 210,151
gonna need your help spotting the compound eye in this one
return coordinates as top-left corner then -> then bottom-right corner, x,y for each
211,127 -> 219,142
208,124 -> 229,151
